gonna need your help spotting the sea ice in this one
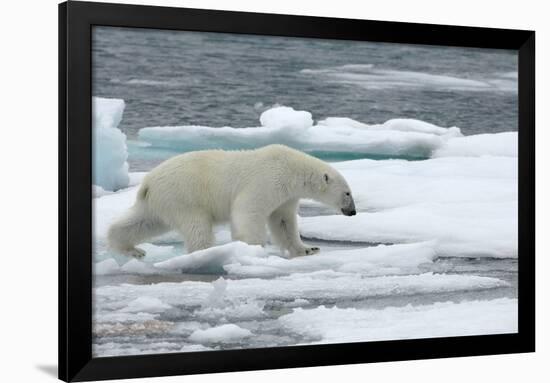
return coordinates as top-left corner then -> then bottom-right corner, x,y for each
154,242 -> 265,273
92,97 -> 130,191
120,297 -> 172,313
300,202 -> 517,258
94,272 -> 508,310
299,155 -> 517,258
259,106 -> 313,130
318,117 -> 461,137
120,259 -> 161,275
279,298 -> 517,343
92,185 -> 112,198
433,132 -> 517,158
137,107 -> 464,160
188,324 -> 252,344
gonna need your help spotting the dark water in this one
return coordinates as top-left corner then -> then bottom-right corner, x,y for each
92,26 -> 517,139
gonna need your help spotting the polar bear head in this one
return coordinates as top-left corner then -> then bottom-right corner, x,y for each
312,167 -> 356,216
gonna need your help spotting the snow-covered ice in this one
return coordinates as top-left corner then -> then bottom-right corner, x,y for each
135,106 -> 520,163
92,101 -> 518,357
154,242 -> 265,273
95,271 -> 508,305
259,106 -> 314,130
92,97 -> 130,191
189,324 -> 252,344
280,298 -> 517,344
299,155 -> 517,258
155,241 -> 437,278
138,107 -> 464,160
433,132 -> 517,158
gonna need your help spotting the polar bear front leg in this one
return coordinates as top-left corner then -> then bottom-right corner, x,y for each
268,199 -> 320,257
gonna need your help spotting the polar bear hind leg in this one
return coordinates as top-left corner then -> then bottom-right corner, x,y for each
268,199 -> 320,257
107,204 -> 169,258
174,212 -> 214,253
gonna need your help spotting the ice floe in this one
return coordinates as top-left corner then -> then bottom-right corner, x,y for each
137,106 -> 464,160
120,297 -> 172,313
300,156 -> 517,258
279,298 -> 517,343
299,202 -> 517,258
92,269 -> 512,355
155,241 -> 438,278
136,105 -> 518,162
94,272 -> 508,310
188,324 -> 252,344
155,242 -> 265,273
433,131 -> 517,158
92,97 -> 130,191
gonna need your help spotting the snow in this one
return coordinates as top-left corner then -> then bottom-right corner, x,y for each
92,185 -> 112,198
205,277 -> 228,307
136,104 -> 516,162
93,257 -> 171,276
94,272 -> 508,309
319,117 -> 461,137
333,156 -> 517,208
188,324 -> 252,344
279,298 -> 517,344
154,242 -> 265,273
259,106 -> 313,130
138,107 -> 464,160
196,301 -> 265,322
93,184 -> 139,242
153,240 -> 440,278
300,156 -> 518,258
433,132 -> 517,158
300,202 -> 516,258
179,344 -> 212,353
154,241 -> 437,278
92,97 -> 130,191
120,259 -> 160,275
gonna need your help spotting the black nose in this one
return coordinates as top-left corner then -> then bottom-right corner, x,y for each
342,209 -> 356,216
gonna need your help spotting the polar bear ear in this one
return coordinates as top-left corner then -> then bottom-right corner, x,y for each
324,173 -> 329,183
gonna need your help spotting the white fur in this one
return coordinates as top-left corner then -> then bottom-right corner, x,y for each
108,145 -> 355,257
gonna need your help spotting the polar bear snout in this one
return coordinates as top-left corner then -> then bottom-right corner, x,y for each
341,195 -> 356,216
342,208 -> 356,216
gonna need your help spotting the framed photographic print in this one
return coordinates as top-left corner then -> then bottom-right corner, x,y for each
59,1 -> 535,381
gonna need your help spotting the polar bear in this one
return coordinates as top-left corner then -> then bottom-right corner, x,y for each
108,144 -> 356,258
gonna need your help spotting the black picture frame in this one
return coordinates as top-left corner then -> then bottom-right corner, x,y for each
59,1 -> 535,381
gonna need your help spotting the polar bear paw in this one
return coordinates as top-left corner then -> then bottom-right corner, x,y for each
124,247 -> 146,259
292,246 -> 320,257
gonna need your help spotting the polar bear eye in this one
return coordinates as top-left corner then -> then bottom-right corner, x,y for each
324,174 -> 329,183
